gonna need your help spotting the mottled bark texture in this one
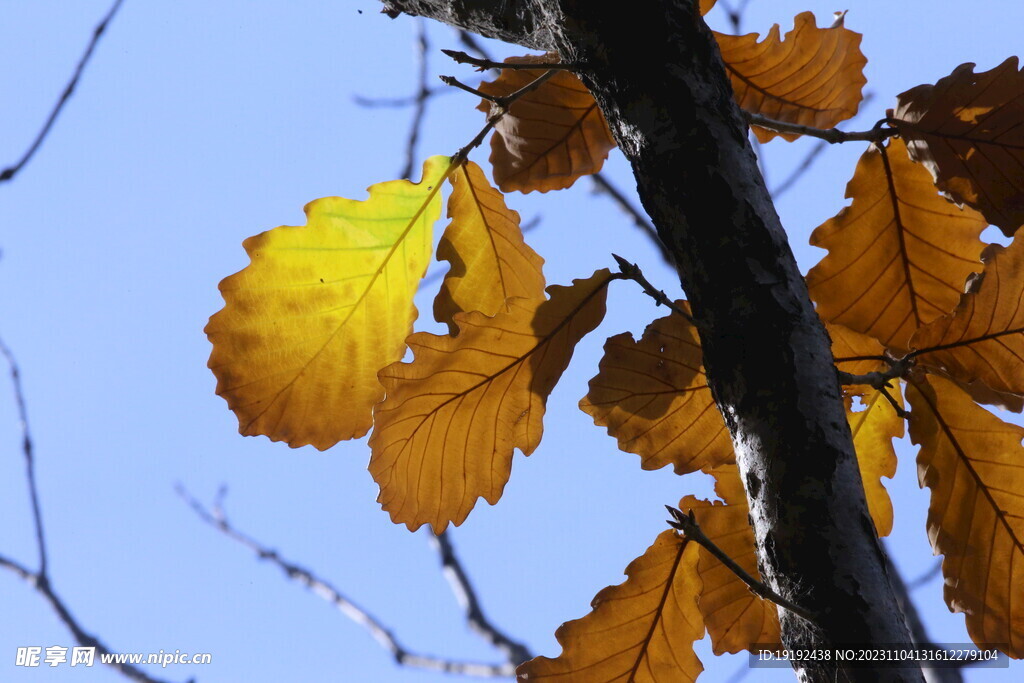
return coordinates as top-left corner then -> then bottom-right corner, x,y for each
380,1 -> 921,680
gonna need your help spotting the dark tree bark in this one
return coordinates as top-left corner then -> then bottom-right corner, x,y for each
380,1 -> 921,680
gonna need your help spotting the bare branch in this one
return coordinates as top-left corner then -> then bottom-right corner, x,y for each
908,560 -> 944,591
442,48 -> 576,71
428,531 -> 533,666
398,20 -> 433,179
745,111 -> 897,145
612,254 -> 694,324
1,0 -> 126,184
178,485 -> 516,678
590,174 -> 673,266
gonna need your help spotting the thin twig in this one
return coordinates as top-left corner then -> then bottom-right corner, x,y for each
611,254 -> 694,324
442,49 -> 577,71
456,31 -> 500,73
590,174 -> 673,266
427,531 -> 533,666
177,485 -> 516,678
907,560 -> 944,591
1,0 -> 126,184
399,20 -> 431,179
665,506 -> 818,624
745,111 -> 897,145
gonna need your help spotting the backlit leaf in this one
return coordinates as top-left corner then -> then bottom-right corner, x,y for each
906,375 -> 1024,656
716,11 -> 866,143
894,58 -> 1024,235
477,55 -> 616,193
369,271 -> 611,532
579,304 -> 734,474
517,530 -> 704,682
828,322 -> 890,394
806,139 -> 987,351
911,238 -> 1024,398
692,468 -> 780,655
206,156 -> 451,450
846,387 -> 901,537
433,161 -> 545,334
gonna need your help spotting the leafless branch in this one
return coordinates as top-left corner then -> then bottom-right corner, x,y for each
178,485 -> 518,678
590,174 -> 672,266
908,560 -> 944,591
746,111 -> 897,145
442,49 -> 577,71
612,255 -> 694,324
399,20 -> 432,179
1,0 -> 126,184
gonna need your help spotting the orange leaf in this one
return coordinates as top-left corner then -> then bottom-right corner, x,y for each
806,138 -> 987,351
894,58 -> 1024,236
691,468 -> 780,655
911,239 -> 1024,398
846,387 -> 901,537
369,271 -> 611,532
434,161 -> 545,334
828,322 -> 890,395
517,530 -> 704,682
906,375 -> 1024,657
579,304 -> 734,474
716,12 -> 866,143
477,55 -> 616,193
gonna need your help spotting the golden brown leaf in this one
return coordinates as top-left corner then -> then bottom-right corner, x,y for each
715,12 -> 866,143
580,305 -> 734,474
205,157 -> 450,450
434,161 -> 546,334
806,138 -> 987,351
369,271 -> 611,532
517,530 -> 704,682
691,468 -> 780,655
477,55 -> 616,193
906,375 -> 1024,657
911,239 -> 1024,398
827,322 -> 890,395
894,58 -> 1024,235
846,387 -> 901,537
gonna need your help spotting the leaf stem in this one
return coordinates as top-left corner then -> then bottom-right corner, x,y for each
745,112 -> 898,144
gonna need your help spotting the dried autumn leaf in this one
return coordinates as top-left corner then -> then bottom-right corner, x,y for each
580,304 -> 734,474
827,322 -> 889,392
906,375 -> 1024,656
806,138 -> 987,351
846,387 -> 901,537
691,468 -> 780,655
477,54 -> 616,193
206,156 -> 450,450
894,58 -> 1024,236
911,239 -> 1024,398
517,530 -> 704,682
715,11 -> 866,143
369,271 -> 611,532
433,161 -> 545,334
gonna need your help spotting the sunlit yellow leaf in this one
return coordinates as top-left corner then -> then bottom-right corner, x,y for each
894,58 -> 1024,235
806,139 -> 987,351
716,11 -> 866,142
906,375 -> 1024,657
434,161 -> 545,334
370,271 -> 611,532
691,468 -> 780,655
517,529 -> 704,682
206,157 -> 451,450
477,55 -> 616,193
828,322 -> 890,396
580,304 -> 734,474
846,387 -> 901,537
911,239 -> 1024,398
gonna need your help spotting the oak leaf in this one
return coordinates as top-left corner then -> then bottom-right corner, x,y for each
476,55 -> 616,193
433,161 -> 545,334
517,529 -> 704,682
827,322 -> 890,394
806,138 -> 987,351
579,304 -> 734,474
894,58 -> 1024,236
906,375 -> 1024,657
205,156 -> 450,450
846,387 -> 901,537
715,12 -> 866,142
369,271 -> 612,532
911,239 -> 1024,398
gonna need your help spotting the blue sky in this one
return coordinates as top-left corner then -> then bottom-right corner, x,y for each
0,1 -> 1021,681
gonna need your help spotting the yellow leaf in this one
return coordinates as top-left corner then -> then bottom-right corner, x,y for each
477,55 -> 617,193
369,271 -> 612,532
517,530 -> 704,682
894,58 -> 1024,236
580,304 -> 734,474
716,12 -> 866,143
827,322 -> 890,395
911,239 -> 1024,398
846,387 -> 901,537
806,139 -> 987,351
906,375 -> 1024,657
206,157 -> 451,450
433,161 -> 545,334
691,469 -> 780,655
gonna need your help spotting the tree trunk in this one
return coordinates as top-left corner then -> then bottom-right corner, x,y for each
380,1 -> 921,680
